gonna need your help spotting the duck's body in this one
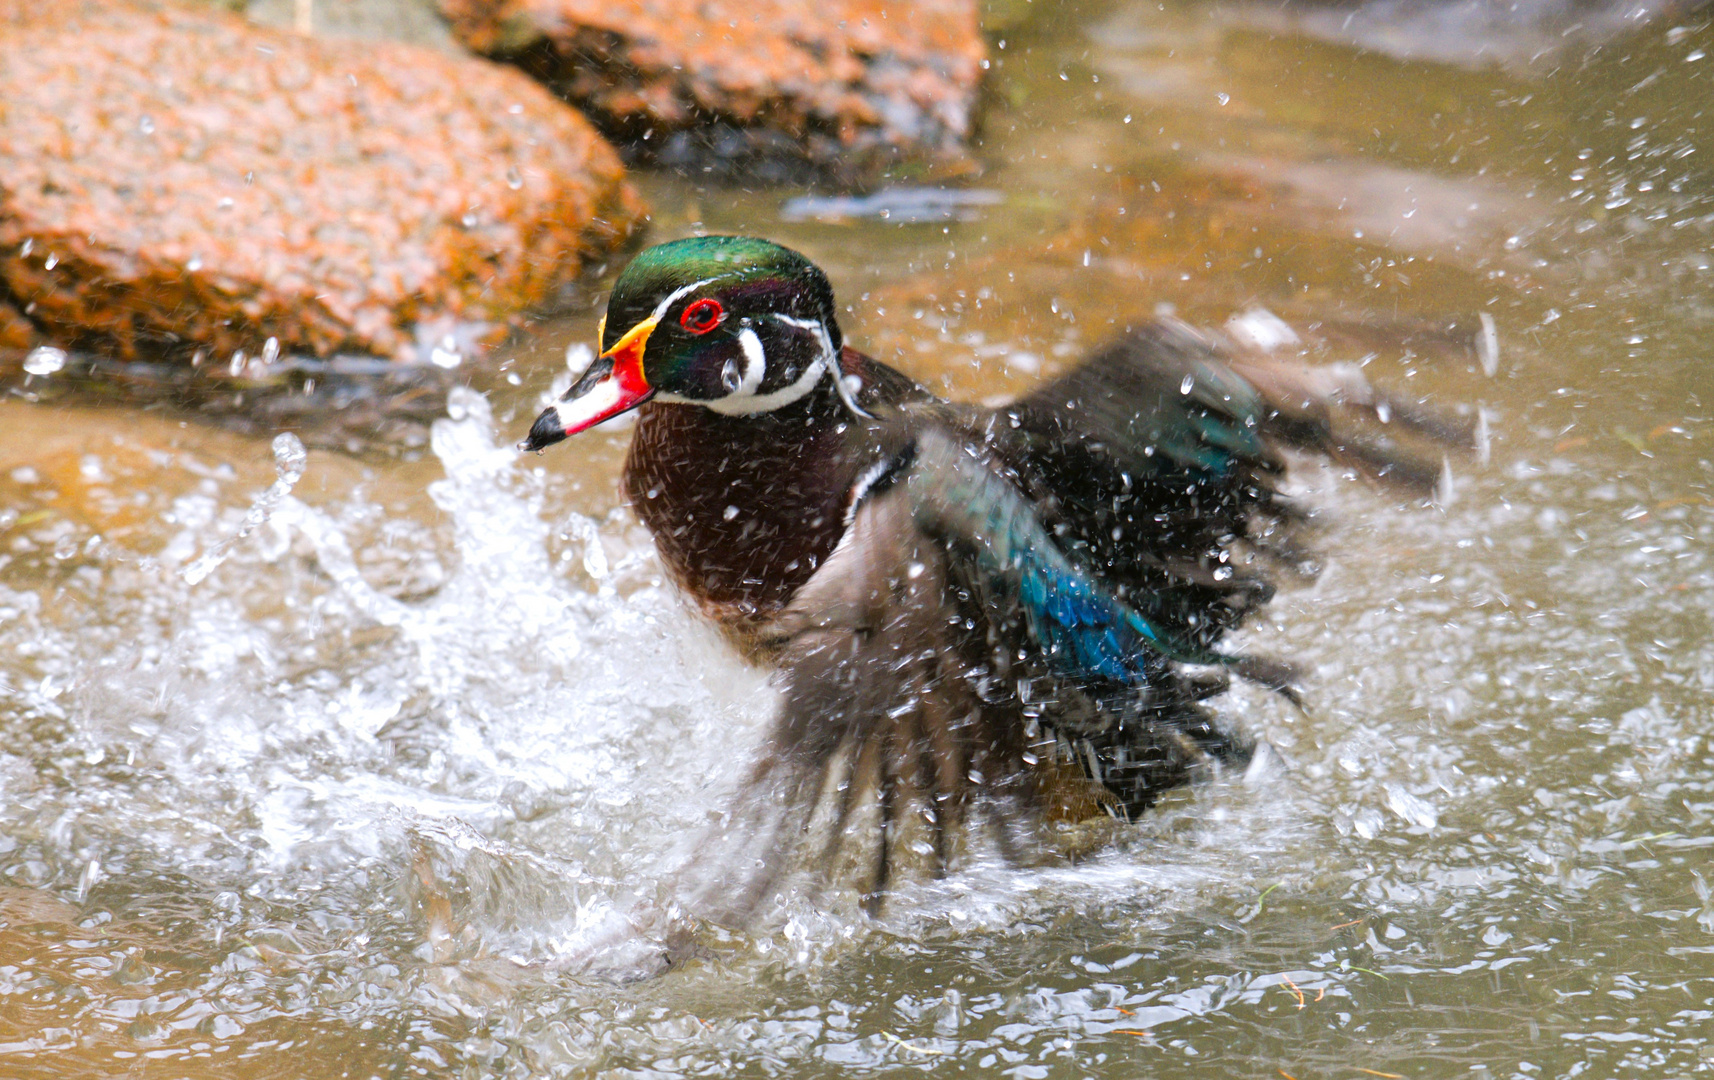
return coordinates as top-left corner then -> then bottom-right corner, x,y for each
524,236 -> 1463,919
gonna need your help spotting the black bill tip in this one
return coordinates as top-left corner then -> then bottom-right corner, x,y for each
519,407 -> 567,453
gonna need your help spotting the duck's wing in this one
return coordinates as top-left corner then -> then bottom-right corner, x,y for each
681,327 -> 1473,925
1014,319 -> 1467,493
683,420 -> 1272,926
997,320 -> 1472,651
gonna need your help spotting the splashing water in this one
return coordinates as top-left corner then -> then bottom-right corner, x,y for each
1,391 -> 783,991
181,432 -> 307,585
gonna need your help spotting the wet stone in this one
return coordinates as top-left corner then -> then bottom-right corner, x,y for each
0,296 -> 31,352
440,0 -> 987,183
0,0 -> 646,364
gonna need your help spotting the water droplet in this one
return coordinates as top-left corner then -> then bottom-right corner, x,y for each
260,337 -> 280,366
506,166 -> 523,190
1477,312 -> 1500,377
43,253 -> 58,270
23,346 -> 66,377
138,115 -> 155,136
563,342 -> 594,375
272,431 -> 307,486
430,336 -> 462,369
1179,375 -> 1194,395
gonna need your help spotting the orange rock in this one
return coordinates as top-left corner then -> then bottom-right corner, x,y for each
0,296 -> 30,351
441,0 -> 985,180
0,0 -> 645,364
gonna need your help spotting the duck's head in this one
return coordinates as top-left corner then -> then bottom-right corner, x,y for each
521,236 -> 845,452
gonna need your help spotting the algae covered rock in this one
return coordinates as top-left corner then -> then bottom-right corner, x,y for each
0,0 -> 645,364
441,0 -> 987,181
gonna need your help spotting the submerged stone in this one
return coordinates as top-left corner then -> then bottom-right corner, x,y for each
440,0 -> 986,183
0,0 -> 645,364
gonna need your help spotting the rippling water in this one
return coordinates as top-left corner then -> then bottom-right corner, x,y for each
2,0 -> 1711,1076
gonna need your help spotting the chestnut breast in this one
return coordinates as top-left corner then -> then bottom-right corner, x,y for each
622,387 -> 862,637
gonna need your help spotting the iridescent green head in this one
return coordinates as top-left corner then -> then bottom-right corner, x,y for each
522,236 -> 846,450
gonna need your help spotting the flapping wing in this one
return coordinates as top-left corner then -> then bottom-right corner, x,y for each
1017,319 -> 1468,493
682,468 -> 1012,924
685,421 -> 1269,925
682,324 -> 1472,924
999,320 -> 1473,652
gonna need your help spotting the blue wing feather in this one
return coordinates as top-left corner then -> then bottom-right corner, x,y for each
905,428 -> 1235,686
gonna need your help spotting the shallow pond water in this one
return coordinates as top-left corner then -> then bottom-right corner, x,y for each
2,1 -> 1712,1076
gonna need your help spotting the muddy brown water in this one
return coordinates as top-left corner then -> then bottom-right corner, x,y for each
2,1 -> 1712,1076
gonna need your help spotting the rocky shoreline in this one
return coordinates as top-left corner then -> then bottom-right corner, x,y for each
0,0 -> 985,436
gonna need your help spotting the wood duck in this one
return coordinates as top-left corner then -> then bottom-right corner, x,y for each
522,235 -> 1464,920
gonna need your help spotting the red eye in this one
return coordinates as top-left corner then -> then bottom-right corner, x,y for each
680,298 -> 723,334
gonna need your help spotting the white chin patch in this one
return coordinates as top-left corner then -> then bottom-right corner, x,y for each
552,377 -> 628,431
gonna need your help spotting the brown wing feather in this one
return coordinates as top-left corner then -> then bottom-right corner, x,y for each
686,484 -> 1045,925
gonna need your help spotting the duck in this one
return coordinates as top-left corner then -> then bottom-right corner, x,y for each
522,235 -> 1465,920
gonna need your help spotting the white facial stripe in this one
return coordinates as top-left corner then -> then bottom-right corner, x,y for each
773,314 -> 835,368
775,313 -> 871,419
650,276 -> 722,324
833,370 -> 873,419
649,310 -> 853,416
735,326 -> 767,395
693,353 -> 827,415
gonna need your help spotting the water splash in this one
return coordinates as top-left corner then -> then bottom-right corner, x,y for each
181,432 -> 307,585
